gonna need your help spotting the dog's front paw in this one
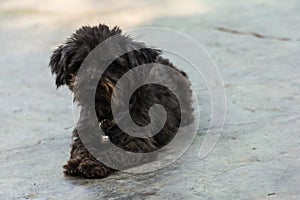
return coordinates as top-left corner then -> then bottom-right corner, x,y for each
77,158 -> 111,179
63,158 -> 81,176
63,158 -> 111,179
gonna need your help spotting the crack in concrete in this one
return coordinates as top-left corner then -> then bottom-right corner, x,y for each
224,114 -> 300,128
0,136 -> 69,155
213,27 -> 300,42
210,157 -> 263,179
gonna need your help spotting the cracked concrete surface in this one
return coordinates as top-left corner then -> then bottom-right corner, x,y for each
213,27 -> 300,42
0,0 -> 299,199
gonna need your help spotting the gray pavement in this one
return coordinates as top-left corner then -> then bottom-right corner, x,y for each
0,0 -> 299,199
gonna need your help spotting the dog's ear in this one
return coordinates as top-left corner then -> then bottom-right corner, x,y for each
49,45 -> 68,88
49,43 -> 80,89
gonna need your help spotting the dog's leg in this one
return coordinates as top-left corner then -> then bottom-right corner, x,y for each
63,129 -> 114,178
63,130 -> 157,177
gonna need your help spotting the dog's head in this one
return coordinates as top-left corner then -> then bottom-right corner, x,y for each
49,24 -> 122,90
49,24 -> 160,90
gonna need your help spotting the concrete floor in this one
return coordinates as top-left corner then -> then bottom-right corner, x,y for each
0,0 -> 299,199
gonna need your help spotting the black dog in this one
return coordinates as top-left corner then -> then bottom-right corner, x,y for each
49,24 -> 193,178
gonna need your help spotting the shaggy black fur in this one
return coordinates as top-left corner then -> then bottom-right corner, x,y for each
49,24 -> 193,178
